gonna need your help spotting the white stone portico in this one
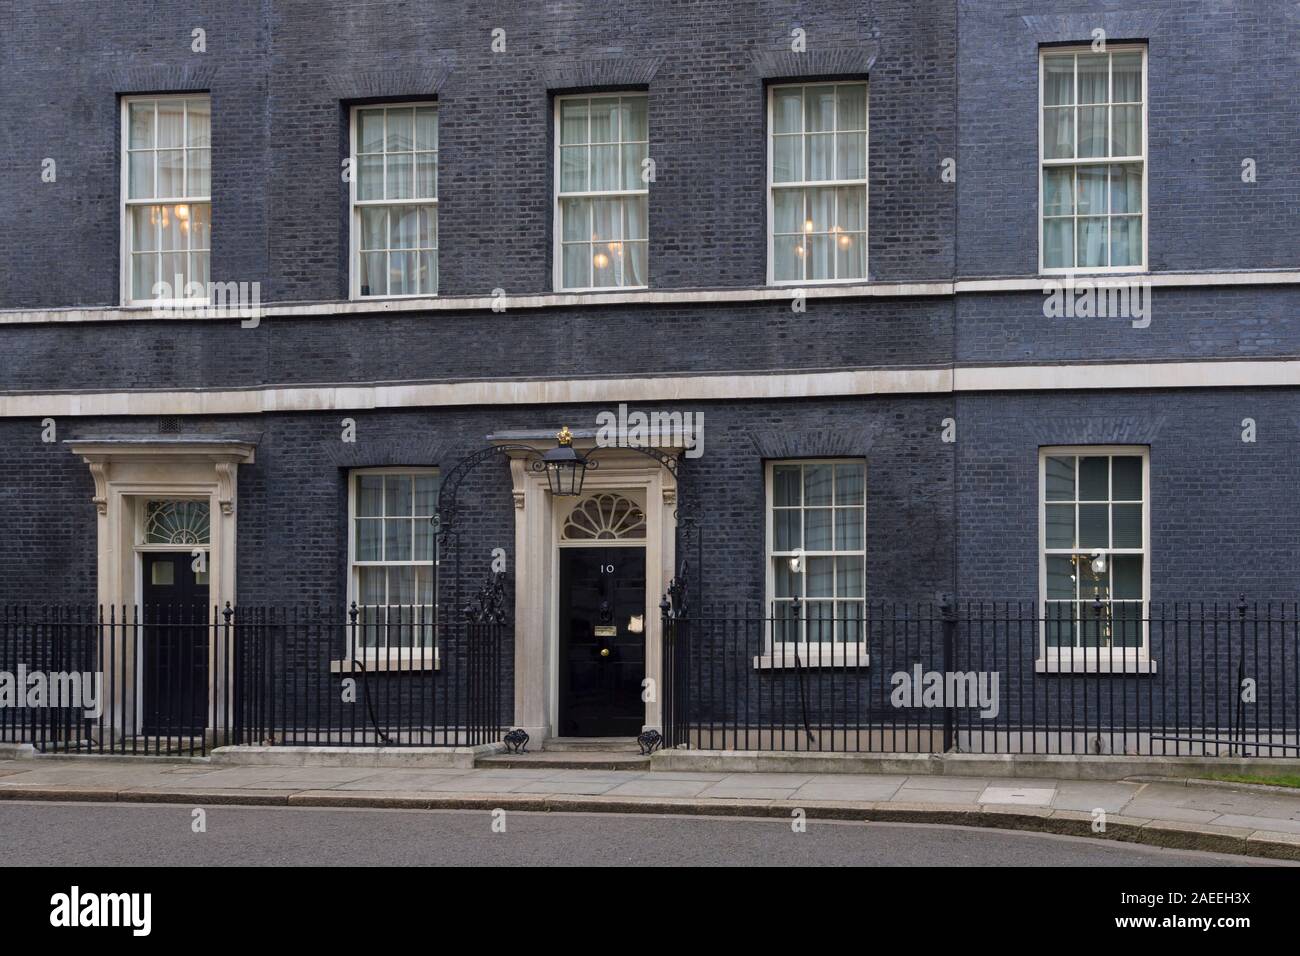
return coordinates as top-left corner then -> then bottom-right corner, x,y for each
490,429 -> 685,745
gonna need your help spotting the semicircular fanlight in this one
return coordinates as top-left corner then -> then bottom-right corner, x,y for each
561,493 -> 646,541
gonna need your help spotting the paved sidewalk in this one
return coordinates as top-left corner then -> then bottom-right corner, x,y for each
3,756 -> 1300,860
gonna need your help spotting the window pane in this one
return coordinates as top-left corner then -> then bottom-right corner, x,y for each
360,252 -> 386,296
358,110 -> 384,152
128,151 -> 155,199
386,108 -> 413,151
131,207 -> 158,252
560,145 -> 587,192
773,509 -> 800,552
359,206 -> 386,251
562,243 -> 590,288
415,152 -> 437,199
772,135 -> 801,183
186,148 -> 210,197
129,102 -> 155,148
805,464 -> 833,505
386,153 -> 412,199
1042,107 -> 1074,160
837,186 -> 865,233
804,86 -> 835,132
1110,163 -> 1142,214
590,144 -> 618,191
358,153 -> 383,200
1046,556 -> 1076,600
834,232 -> 863,278
384,475 -> 412,515
1111,216 -> 1142,267
560,99 -> 588,145
804,133 -> 833,180
190,250 -> 209,288
806,187 -> 834,235
419,205 -> 436,248
1077,54 -> 1108,103
1078,504 -> 1109,548
389,566 -> 416,606
1112,456 -> 1142,499
1112,105 -> 1141,156
836,556 -> 864,597
804,508 -> 832,550
591,244 -> 616,286
772,88 -> 802,134
1112,503 -> 1143,548
1112,53 -> 1142,102
356,519 -> 382,561
1043,57 -> 1074,106
773,235 -> 803,281
186,99 -> 210,147
624,241 -> 647,287
1045,456 -> 1075,500
774,560 -> 798,598
1045,504 -> 1075,548
773,465 -> 801,505
1077,105 -> 1108,158
132,253 -> 157,302
157,100 -> 184,147
390,207 -> 420,249
835,132 -> 866,180
384,519 -> 412,560
190,202 -> 210,250
834,508 -> 863,550
589,98 -> 615,142
806,557 -> 833,597
1079,457 -> 1109,498
773,188 -> 802,234
1043,218 -> 1073,269
419,250 -> 437,294
359,566 -> 385,605
621,143 -> 647,190
1112,555 -> 1143,599
835,463 -> 864,504
620,96 -> 648,141
837,84 -> 867,130
157,149 -> 184,196
560,198 -> 589,243
356,475 -> 384,516
1076,217 -> 1108,268
390,251 -> 417,294
1076,165 -> 1106,215
592,198 -> 620,242
415,107 -> 437,150
1043,167 -> 1073,216
807,234 -> 832,280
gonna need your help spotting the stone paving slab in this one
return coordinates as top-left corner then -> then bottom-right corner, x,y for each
892,787 -> 982,805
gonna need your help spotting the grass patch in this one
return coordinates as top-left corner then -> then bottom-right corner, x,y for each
1202,773 -> 1300,789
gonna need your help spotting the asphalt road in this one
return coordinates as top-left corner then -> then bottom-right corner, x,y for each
0,801 -> 1286,866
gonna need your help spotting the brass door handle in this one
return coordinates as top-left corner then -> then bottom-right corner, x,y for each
600,648 -> 610,657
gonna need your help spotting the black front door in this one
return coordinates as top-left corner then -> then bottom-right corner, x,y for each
559,547 -> 647,737
141,553 -> 210,735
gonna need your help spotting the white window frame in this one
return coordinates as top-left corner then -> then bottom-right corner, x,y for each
766,80 -> 869,287
758,458 -> 869,669
1038,44 -> 1148,276
552,91 -> 650,292
1037,445 -> 1153,673
341,466 -> 440,672
119,93 -> 212,307
348,102 -> 439,301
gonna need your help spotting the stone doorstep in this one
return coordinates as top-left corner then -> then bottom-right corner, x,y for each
207,744 -> 500,769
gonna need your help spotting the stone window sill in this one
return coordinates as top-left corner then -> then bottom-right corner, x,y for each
752,646 -> 869,670
330,653 -> 440,674
1035,657 -> 1157,675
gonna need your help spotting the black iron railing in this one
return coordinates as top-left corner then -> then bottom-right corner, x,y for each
660,599 -> 1300,757
0,602 -> 508,756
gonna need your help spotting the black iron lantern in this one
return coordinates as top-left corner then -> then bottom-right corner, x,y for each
541,426 -> 587,497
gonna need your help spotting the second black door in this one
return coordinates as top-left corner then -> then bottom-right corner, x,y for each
558,547 -> 647,737
141,553 -> 210,735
